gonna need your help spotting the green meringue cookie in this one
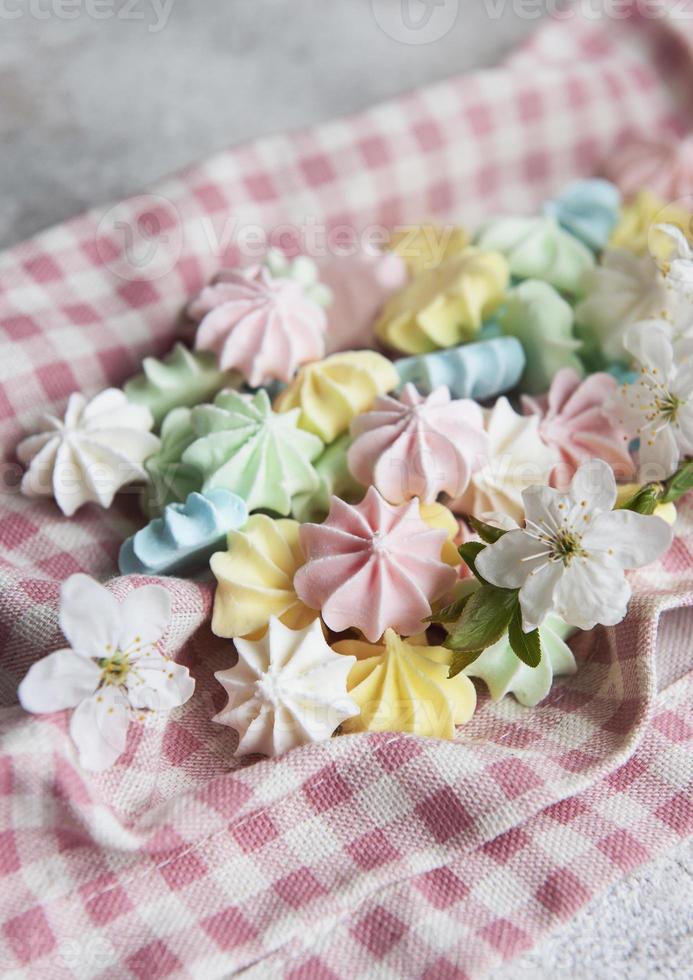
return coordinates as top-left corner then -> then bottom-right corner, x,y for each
125,343 -> 241,428
475,215 -> 594,295
499,279 -> 584,394
463,613 -> 577,707
183,389 -> 324,515
141,407 -> 202,517
291,433 -> 365,523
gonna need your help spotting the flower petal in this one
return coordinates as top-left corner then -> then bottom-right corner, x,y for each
59,574 -> 121,659
69,688 -> 130,771
637,425 -> 680,483
584,510 -> 673,569
569,458 -> 617,513
552,556 -> 630,630
475,530 -> 548,589
624,321 -> 673,375
118,585 -> 172,652
518,561 -> 563,631
17,649 -> 100,714
126,654 -> 195,711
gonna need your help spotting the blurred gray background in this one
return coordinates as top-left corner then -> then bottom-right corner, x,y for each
1,1 -> 691,975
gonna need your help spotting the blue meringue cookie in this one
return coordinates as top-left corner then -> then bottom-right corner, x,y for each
394,336 -> 525,401
543,179 -> 621,252
119,489 -> 248,576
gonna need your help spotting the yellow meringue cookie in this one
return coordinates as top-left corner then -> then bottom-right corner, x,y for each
274,350 -> 399,444
333,629 -> 476,738
210,514 -> 317,639
374,248 -> 510,355
609,189 -> 692,260
615,484 -> 677,526
419,501 -> 461,567
388,224 -> 470,274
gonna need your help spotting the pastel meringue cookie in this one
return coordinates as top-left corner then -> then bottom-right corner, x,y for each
273,350 -> 399,444
543,179 -> 621,252
119,489 -> 248,576
499,280 -> 584,395
447,396 -> 558,523
18,389 -> 160,517
333,629 -> 476,738
575,249 -> 669,362
141,407 -> 201,517
210,514 -> 317,639
603,133 -> 693,202
374,248 -> 510,355
475,215 -> 594,295
394,336 -> 525,401
387,224 -> 470,274
521,367 -> 635,488
294,486 -> 458,642
124,343 -> 241,428
263,248 -> 333,308
318,248 -> 409,353
418,501 -> 461,567
190,265 -> 327,387
291,434 -> 364,525
609,189 -> 693,258
348,383 -> 488,504
183,389 -> 323,515
214,617 -> 359,757
463,612 -> 576,707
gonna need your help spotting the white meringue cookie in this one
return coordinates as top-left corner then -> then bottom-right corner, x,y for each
18,389 -> 160,517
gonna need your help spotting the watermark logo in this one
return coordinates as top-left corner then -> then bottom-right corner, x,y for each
96,194 -> 183,282
0,0 -> 176,32
371,0 -> 459,44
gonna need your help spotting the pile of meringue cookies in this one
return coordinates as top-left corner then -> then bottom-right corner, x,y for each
16,136 -> 693,767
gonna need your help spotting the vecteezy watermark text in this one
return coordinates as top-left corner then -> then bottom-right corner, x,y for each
0,0 -> 176,32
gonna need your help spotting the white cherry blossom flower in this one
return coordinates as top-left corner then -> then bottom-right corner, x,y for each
18,574 -> 194,771
654,223 -> 693,287
611,322 -> 693,481
475,459 -> 672,632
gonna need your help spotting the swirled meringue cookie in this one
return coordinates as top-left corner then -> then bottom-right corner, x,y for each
447,396 -> 558,523
210,514 -> 317,639
319,248 -> 408,352
333,630 -> 476,738
543,179 -> 621,252
124,343 -> 240,428
499,280 -> 583,395
274,350 -> 399,444
291,434 -> 364,524
374,248 -> 509,355
609,189 -> 692,259
294,486 -> 457,642
263,249 -> 333,308
521,368 -> 635,489
604,133 -> 693,202
141,407 -> 200,517
191,265 -> 326,386
18,389 -> 160,517
394,336 -> 525,401
387,224 -> 470,274
475,215 -> 594,295
183,389 -> 323,515
214,617 -> 359,757
348,383 -> 487,504
462,610 -> 576,707
119,489 -> 248,576
575,249 -> 669,362
418,501 -> 461,568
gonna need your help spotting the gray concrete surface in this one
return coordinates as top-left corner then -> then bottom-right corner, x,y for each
2,1 -> 691,976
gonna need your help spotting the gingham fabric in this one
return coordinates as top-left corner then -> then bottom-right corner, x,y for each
1,5 -> 693,977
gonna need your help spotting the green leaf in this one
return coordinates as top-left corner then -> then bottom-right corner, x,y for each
457,541 -> 490,584
507,605 -> 541,668
448,647 -> 484,679
429,592 -> 473,625
618,483 -> 661,515
661,458 -> 693,503
468,515 -> 507,544
444,585 -> 518,655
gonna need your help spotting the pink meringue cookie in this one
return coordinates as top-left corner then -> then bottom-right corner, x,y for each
604,134 -> 693,203
319,249 -> 409,353
348,383 -> 488,505
294,486 -> 457,642
190,266 -> 327,387
521,367 -> 635,489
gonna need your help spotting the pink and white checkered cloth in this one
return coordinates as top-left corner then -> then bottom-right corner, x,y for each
1,6 -> 692,977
